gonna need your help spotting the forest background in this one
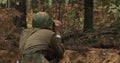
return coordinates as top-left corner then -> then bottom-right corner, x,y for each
0,0 -> 120,63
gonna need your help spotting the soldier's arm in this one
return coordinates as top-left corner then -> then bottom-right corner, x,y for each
50,35 -> 65,59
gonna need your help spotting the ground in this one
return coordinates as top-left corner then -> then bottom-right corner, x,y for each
0,8 -> 120,63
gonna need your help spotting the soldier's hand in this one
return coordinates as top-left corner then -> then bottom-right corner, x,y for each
53,20 -> 62,35
53,20 -> 62,27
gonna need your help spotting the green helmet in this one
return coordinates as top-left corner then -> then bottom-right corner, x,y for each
32,12 -> 54,29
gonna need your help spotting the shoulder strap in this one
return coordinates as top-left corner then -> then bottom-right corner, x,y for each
19,28 -> 38,52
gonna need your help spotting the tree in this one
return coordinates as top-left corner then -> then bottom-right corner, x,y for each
15,0 -> 27,28
84,0 -> 94,32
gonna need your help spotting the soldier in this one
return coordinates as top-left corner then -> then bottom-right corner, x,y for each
19,12 -> 65,63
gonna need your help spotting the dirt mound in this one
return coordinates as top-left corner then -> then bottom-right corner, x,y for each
60,49 -> 120,63
63,19 -> 120,52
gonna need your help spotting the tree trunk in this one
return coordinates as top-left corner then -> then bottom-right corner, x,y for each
84,0 -> 94,32
7,0 -> 11,8
26,0 -> 31,12
16,0 -> 27,28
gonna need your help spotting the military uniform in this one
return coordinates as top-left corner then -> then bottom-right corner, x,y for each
19,12 -> 65,63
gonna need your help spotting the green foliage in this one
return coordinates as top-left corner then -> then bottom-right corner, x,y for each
0,0 -> 7,4
0,0 -> 20,8
48,0 -> 52,8
65,0 -> 69,6
11,0 -> 20,5
108,3 -> 120,20
0,0 -> 2,4
101,0 -> 111,6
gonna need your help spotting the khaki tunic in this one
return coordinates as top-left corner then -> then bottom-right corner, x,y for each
19,28 -> 65,63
